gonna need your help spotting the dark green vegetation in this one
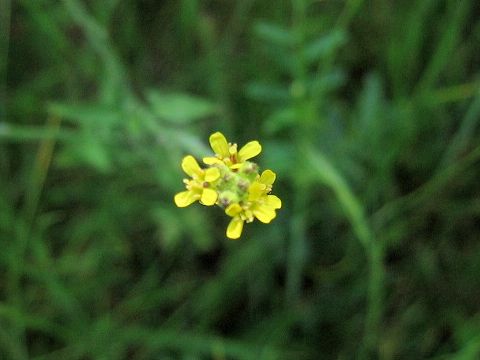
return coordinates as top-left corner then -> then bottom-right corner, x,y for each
2,0 -> 480,359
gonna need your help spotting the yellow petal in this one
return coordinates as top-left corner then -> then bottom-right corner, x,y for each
174,190 -> 197,207
226,217 -> 244,239
182,155 -> 202,177
253,204 -> 276,223
200,188 -> 217,206
209,132 -> 230,158
230,163 -> 242,169
225,203 -> 242,217
238,141 -> 261,161
203,156 -> 223,165
248,182 -> 266,201
267,195 -> 282,209
260,169 -> 276,185
204,167 -> 220,182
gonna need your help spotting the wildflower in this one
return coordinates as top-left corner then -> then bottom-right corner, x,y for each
174,155 -> 220,207
203,131 -> 262,169
174,132 -> 281,240
224,170 -> 282,239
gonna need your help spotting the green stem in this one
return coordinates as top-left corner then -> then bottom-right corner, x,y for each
0,0 -> 11,122
6,116 -> 61,359
306,148 -> 384,358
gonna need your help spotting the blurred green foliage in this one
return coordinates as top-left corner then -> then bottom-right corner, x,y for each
2,0 -> 480,359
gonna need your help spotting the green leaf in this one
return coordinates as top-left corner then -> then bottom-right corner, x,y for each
246,82 -> 290,103
57,136 -> 112,173
263,107 -> 297,134
48,103 -> 120,126
303,30 -> 348,64
253,21 -> 299,47
147,91 -> 219,123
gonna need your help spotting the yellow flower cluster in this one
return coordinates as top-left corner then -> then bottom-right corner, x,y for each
174,132 -> 282,239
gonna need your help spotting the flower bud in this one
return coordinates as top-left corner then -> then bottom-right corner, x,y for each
218,190 -> 239,209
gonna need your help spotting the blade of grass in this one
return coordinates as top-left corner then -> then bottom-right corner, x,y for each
61,0 -> 128,104
439,84 -> 480,168
286,185 -> 308,306
415,0 -> 471,93
425,80 -> 480,105
305,146 -> 384,358
0,0 -> 11,122
387,0 -> 437,96
373,142 -> 480,231
6,116 -> 61,358
0,122 -> 72,142
336,0 -> 366,30
124,327 -> 283,360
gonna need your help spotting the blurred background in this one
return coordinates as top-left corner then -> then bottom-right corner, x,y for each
2,0 -> 480,359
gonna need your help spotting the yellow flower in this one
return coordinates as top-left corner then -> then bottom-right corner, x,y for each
203,131 -> 262,169
174,132 -> 281,240
247,169 -> 277,201
174,155 -> 220,207
224,169 -> 282,239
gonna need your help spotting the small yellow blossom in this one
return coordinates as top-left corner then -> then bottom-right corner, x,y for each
203,132 -> 262,169
224,169 -> 281,239
174,155 -> 220,207
174,132 -> 281,240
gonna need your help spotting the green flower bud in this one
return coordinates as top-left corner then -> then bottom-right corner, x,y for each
218,190 -> 239,209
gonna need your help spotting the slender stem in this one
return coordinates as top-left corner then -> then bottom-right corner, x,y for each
0,0 -> 11,122
306,148 -> 384,358
285,0 -> 309,306
6,116 -> 61,358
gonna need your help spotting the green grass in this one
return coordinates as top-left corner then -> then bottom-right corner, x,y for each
2,0 -> 480,359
